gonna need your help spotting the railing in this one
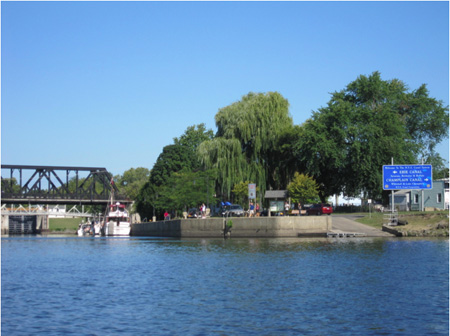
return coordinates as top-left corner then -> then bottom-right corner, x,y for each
384,211 -> 398,226
1,204 -> 94,218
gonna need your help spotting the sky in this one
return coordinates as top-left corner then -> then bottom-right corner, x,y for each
2,1 -> 449,177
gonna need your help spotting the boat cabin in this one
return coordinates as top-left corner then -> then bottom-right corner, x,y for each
107,202 -> 130,225
109,203 -> 128,216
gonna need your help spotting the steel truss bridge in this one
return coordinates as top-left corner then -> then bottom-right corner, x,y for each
1,165 -> 131,205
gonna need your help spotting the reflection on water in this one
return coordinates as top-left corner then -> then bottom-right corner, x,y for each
2,236 -> 448,335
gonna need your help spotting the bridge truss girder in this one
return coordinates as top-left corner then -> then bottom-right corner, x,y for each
1,165 -> 130,205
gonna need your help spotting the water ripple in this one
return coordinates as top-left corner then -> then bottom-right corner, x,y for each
2,237 -> 448,335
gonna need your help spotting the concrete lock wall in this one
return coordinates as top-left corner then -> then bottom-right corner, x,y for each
131,216 -> 331,238
1,215 -> 9,235
1,215 -> 49,235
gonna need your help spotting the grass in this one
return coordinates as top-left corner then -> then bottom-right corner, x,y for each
49,217 -> 84,231
354,211 -> 449,236
353,212 -> 384,229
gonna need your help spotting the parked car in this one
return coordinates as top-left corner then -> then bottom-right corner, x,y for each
187,208 -> 201,218
222,204 -> 244,217
306,203 -> 333,216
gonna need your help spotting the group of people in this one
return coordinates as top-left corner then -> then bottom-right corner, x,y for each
163,201 -> 304,220
284,201 -> 303,215
248,202 -> 260,217
285,201 -> 303,209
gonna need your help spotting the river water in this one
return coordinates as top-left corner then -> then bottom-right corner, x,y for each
2,236 -> 448,335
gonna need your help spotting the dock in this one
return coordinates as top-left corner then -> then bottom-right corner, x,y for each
327,230 -> 366,238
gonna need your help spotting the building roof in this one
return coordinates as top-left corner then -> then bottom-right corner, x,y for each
264,190 -> 288,199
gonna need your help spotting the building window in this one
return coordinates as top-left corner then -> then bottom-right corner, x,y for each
437,193 -> 442,203
414,194 -> 419,204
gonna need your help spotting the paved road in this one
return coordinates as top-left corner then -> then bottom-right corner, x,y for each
331,215 -> 394,237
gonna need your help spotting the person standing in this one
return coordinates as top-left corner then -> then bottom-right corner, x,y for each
201,203 -> 206,218
249,202 -> 255,217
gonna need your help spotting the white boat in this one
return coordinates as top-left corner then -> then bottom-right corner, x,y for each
105,202 -> 131,236
78,222 -> 94,237
94,221 -> 103,236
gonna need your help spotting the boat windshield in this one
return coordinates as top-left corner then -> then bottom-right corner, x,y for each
108,217 -> 130,222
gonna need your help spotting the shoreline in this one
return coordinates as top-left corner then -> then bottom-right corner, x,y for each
356,212 -> 449,237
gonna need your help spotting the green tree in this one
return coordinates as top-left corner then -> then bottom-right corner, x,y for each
148,144 -> 192,187
114,167 -> 150,201
424,152 -> 449,180
173,123 -> 214,170
231,181 -> 259,209
285,72 -> 448,202
199,92 -> 293,198
136,144 -> 190,219
1,177 -> 20,193
136,124 -> 214,219
135,181 -> 159,221
156,169 -> 216,215
287,173 -> 320,205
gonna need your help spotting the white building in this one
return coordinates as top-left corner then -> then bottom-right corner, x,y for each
330,193 -> 362,207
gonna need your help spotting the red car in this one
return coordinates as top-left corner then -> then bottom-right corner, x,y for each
306,203 -> 333,216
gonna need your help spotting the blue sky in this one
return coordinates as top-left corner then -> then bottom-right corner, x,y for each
2,1 -> 449,177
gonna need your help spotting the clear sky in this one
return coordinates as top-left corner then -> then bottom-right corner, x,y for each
2,1 -> 449,177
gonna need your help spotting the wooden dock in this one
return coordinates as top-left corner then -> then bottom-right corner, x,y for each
327,230 -> 367,238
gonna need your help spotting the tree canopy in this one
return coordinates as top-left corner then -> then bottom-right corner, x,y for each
284,72 -> 448,201
130,73 -> 448,219
148,144 -> 192,187
114,167 -> 150,203
136,123 -> 215,219
231,181 -> 259,209
198,91 -> 293,198
155,169 -> 216,214
287,173 -> 320,205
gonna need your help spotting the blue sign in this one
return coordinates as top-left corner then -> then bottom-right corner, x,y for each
383,165 -> 432,190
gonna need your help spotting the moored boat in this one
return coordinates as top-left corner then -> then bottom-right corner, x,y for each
105,202 -> 131,236
78,222 -> 95,237
94,221 -> 103,236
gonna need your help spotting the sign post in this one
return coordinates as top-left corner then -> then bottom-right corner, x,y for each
383,163 -> 432,213
382,165 -> 432,191
248,184 -> 256,200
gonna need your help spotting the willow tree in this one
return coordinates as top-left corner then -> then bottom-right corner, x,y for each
198,92 -> 293,198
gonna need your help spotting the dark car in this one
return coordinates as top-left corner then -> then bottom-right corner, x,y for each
187,208 -> 201,218
306,203 -> 333,216
222,204 -> 244,217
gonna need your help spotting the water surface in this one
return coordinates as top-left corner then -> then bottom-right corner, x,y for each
2,236 -> 448,335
